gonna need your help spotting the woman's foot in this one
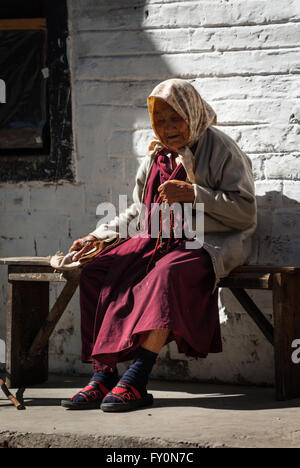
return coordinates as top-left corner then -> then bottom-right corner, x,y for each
101,347 -> 157,412
100,381 -> 153,412
61,369 -> 119,410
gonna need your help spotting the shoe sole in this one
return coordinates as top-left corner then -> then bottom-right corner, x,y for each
100,394 -> 154,412
61,399 -> 102,410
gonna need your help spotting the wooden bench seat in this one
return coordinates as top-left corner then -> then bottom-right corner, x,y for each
0,257 -> 299,401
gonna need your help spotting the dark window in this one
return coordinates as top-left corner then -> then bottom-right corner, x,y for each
0,27 -> 48,152
0,0 -> 74,182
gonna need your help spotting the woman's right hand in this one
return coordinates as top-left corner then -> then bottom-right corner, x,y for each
69,234 -> 98,261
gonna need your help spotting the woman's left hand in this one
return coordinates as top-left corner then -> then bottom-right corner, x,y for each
158,179 -> 195,205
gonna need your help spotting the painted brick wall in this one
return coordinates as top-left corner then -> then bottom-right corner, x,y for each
0,0 -> 299,384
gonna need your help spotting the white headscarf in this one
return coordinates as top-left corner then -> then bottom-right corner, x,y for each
147,79 -> 217,183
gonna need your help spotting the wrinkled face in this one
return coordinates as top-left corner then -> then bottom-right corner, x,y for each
152,99 -> 189,151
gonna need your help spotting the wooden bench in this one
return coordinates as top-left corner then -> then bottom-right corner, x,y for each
0,257 -> 299,401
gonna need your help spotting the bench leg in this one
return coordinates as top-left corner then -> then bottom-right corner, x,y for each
6,280 -> 49,388
273,271 -> 300,400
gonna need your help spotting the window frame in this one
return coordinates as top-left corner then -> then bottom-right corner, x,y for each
0,0 -> 74,183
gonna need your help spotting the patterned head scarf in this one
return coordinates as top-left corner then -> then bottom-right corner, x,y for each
147,78 -> 217,158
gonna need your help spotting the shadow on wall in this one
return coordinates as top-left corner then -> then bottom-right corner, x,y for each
250,192 -> 300,266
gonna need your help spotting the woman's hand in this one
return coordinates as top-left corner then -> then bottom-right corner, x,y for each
158,179 -> 195,205
69,234 -> 98,261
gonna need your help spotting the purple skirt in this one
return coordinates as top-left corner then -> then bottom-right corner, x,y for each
80,150 -> 222,372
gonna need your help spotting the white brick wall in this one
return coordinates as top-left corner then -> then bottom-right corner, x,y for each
0,0 -> 299,384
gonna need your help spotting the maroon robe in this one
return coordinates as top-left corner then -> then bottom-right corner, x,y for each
80,149 -> 222,372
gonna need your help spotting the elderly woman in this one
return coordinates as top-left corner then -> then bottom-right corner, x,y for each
61,79 -> 257,412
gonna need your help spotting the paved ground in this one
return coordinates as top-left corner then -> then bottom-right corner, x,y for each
1,374 -> 300,448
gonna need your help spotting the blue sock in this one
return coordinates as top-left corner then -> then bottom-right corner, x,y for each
104,347 -> 158,402
72,369 -> 119,403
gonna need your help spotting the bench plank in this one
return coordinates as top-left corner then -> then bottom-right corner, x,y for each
7,264 -> 80,283
219,273 -> 271,289
8,273 -> 66,282
0,257 -> 51,266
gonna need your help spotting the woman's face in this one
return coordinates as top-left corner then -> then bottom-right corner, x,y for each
152,99 -> 189,151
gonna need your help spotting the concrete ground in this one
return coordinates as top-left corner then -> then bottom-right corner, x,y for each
1,374 -> 300,448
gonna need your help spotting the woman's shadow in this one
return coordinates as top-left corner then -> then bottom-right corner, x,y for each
249,191 -> 300,266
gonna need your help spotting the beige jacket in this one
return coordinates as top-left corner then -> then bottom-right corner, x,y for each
90,127 -> 257,292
